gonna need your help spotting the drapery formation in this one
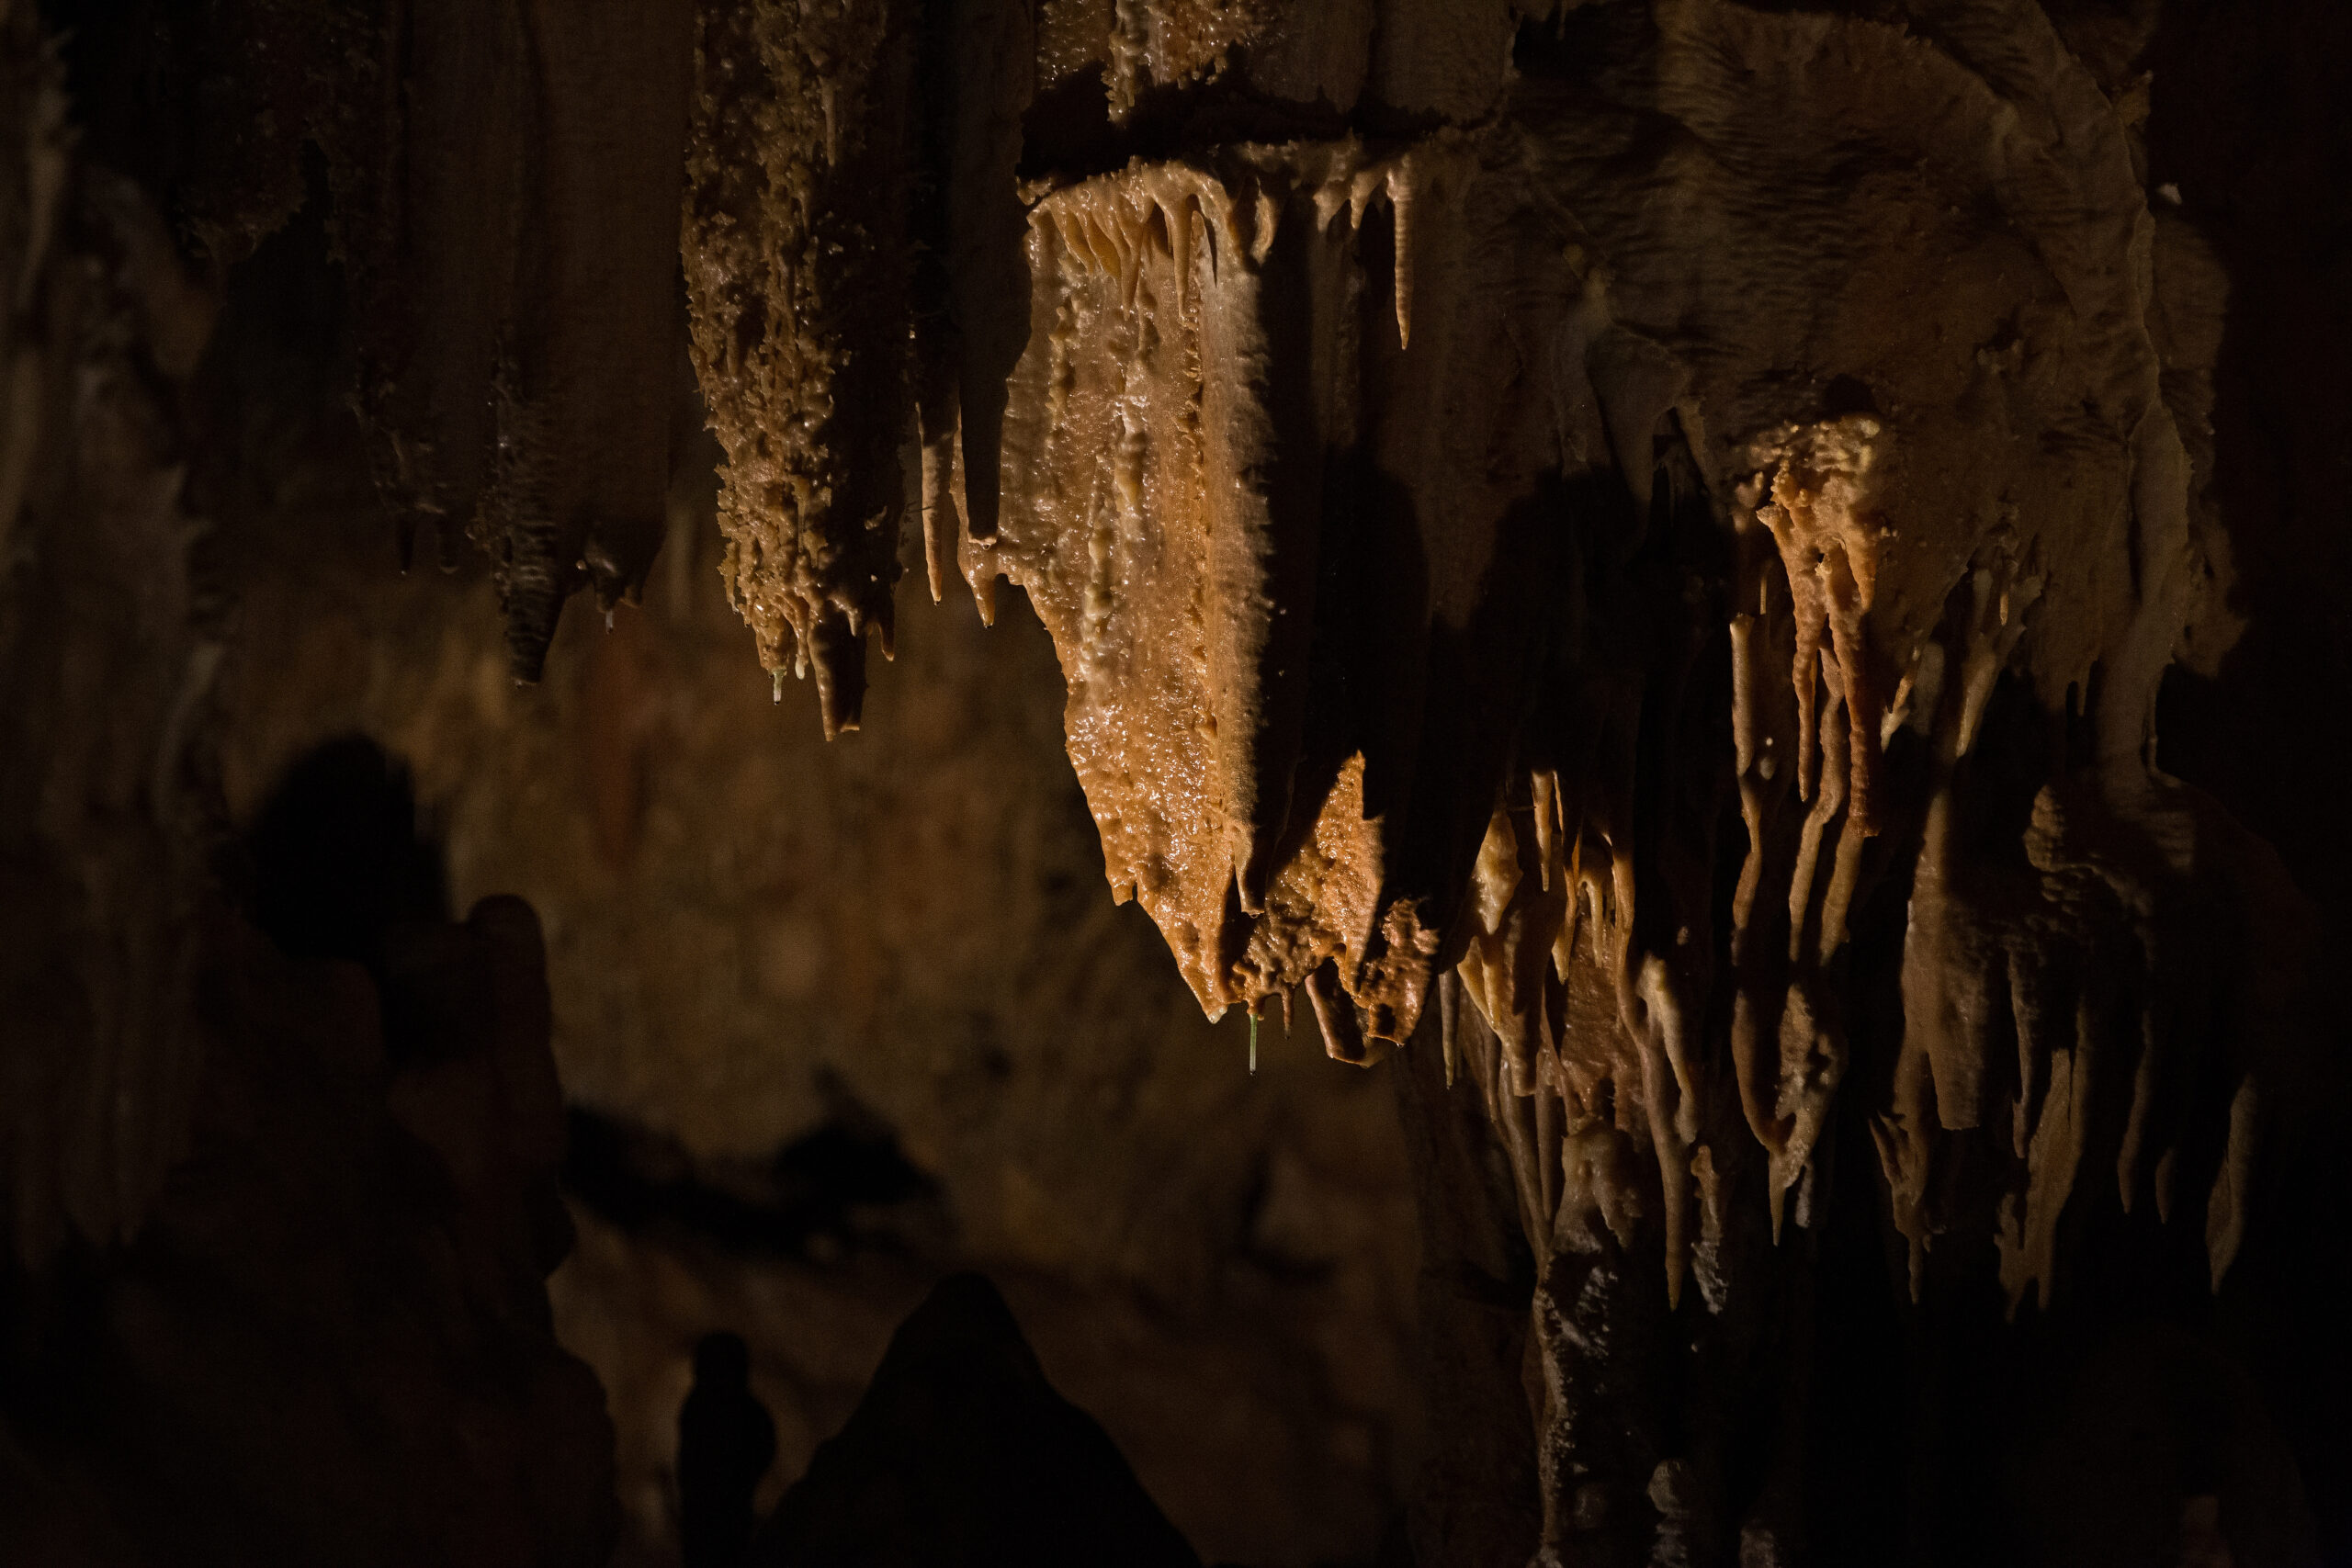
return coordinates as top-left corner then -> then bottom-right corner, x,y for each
908,0 -> 2297,1348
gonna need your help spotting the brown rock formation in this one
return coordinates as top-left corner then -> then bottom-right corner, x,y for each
683,0 -> 916,735
6,0 -> 2349,1562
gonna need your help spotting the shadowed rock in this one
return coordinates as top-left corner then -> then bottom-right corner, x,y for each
750,1273 -> 1199,1568
680,1331 -> 776,1568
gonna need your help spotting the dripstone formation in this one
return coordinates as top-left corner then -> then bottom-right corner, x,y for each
6,0 -> 2346,1563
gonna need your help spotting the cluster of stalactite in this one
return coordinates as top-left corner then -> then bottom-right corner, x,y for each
74,0 -> 2329,1558
106,0 -> 698,681
920,0 -> 2301,1359
792,1 -> 2316,1551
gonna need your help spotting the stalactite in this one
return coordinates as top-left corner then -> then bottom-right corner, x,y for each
337,0 -> 696,677
927,0 -> 2292,1306
682,0 -> 917,736
912,0 -> 2316,1552
497,0 -> 696,668
149,0 -> 695,682
82,0 -> 2337,1557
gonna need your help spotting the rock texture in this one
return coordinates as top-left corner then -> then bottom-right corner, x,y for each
895,5 -> 2335,1555
204,233 -> 1423,1561
11,0 -> 2352,1563
70,0 -> 698,680
682,0 -> 917,735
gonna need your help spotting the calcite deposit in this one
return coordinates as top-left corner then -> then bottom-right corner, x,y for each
920,0 -> 2295,1356
775,1 -> 2322,1556
6,0 -> 2347,1562
682,0 -> 916,734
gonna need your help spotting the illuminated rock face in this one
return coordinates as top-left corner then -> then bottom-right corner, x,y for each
8,0 -> 2349,1562
768,4 -> 2328,1556
920,0 -> 2293,1341
881,8 -> 2317,1555
683,0 -> 916,735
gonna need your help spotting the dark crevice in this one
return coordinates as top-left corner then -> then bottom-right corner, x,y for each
562,1081 -> 949,1263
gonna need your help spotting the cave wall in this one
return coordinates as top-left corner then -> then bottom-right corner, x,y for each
175,187 -> 1421,1563
0,15 -> 616,1551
